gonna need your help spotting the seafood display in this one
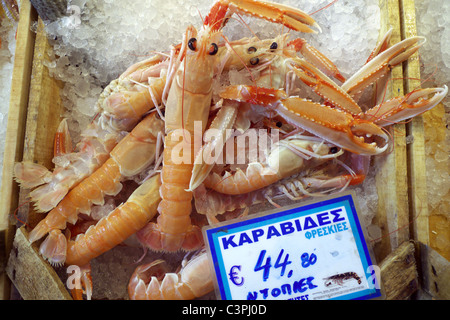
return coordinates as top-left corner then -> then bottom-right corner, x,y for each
13,0 -> 447,300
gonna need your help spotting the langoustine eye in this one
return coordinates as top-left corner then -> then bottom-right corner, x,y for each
188,38 -> 197,51
208,43 -> 218,55
250,57 -> 259,65
247,46 -> 257,54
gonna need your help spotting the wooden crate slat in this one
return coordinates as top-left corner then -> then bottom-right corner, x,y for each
373,0 -> 410,262
0,0 -> 37,300
399,0 -> 429,248
0,0 -> 36,237
6,227 -> 72,300
380,241 -> 418,300
4,15 -> 67,300
23,19 -> 65,170
17,18 -> 65,230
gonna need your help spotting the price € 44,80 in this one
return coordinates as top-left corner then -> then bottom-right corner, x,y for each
254,249 -> 317,282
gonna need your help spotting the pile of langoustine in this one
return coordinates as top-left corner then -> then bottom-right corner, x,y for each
13,0 -> 447,300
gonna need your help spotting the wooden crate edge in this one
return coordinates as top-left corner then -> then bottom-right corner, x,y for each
380,240 -> 418,300
0,0 -> 38,300
6,227 -> 72,300
17,17 -> 66,230
372,0 -> 410,262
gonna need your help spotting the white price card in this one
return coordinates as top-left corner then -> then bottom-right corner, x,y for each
203,192 -> 383,300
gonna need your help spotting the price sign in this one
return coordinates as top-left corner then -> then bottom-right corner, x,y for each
203,192 -> 383,300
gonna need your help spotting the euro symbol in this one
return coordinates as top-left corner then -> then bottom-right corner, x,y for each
228,265 -> 244,287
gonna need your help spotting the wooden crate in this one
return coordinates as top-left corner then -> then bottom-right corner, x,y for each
0,1 -> 67,299
0,0 -> 38,300
1,0 -> 448,300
